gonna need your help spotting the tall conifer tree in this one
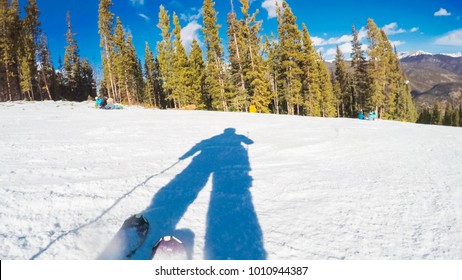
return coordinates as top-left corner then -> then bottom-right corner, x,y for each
64,11 -> 81,100
318,55 -> 336,117
114,17 -> 135,104
227,0 -> 247,109
98,0 -> 118,100
188,39 -> 206,108
350,24 -> 368,114
156,5 -> 174,107
366,18 -> 386,117
171,13 -> 190,108
277,1 -> 303,115
144,42 -> 157,106
37,33 -> 54,100
20,0 -> 41,100
202,0 -> 228,111
300,23 -> 321,116
1,0 -> 22,100
263,33 -> 281,114
334,46 -> 350,117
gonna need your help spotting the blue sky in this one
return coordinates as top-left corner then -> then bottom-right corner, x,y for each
20,0 -> 462,71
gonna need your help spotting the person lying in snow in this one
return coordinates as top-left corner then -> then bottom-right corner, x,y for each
369,110 -> 377,120
103,98 -> 123,110
95,96 -> 107,108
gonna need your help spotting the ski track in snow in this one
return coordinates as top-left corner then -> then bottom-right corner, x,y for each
1,101 -> 462,260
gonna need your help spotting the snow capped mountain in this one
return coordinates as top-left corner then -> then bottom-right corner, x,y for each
399,50 -> 462,59
440,52 -> 462,58
398,50 -> 433,59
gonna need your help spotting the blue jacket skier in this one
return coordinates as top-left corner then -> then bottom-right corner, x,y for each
369,110 -> 377,120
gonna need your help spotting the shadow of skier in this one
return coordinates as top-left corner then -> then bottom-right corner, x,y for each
134,128 -> 266,260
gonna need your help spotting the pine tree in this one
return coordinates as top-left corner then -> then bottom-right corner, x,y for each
171,12 -> 190,108
37,33 -> 54,100
98,0 -> 118,100
126,35 -> 143,104
452,105 -> 460,127
202,0 -> 229,111
387,43 -> 417,122
333,46 -> 350,117
431,103 -> 441,125
79,58 -> 96,100
188,39 -> 206,108
442,105 -> 452,126
277,1 -> 303,115
351,24 -> 369,114
227,0 -> 247,109
113,17 -> 135,104
153,57 -> 166,108
318,55 -> 336,117
0,0 -> 6,100
21,0 -> 41,100
263,33 -> 281,114
459,103 -> 462,127
417,108 -> 432,124
366,18 -> 386,117
64,11 -> 81,100
54,56 -> 65,99
144,42 -> 157,106
156,5 -> 174,108
1,0 -> 8,100
1,0 -> 22,101
300,23 -> 321,116
239,0 -> 272,113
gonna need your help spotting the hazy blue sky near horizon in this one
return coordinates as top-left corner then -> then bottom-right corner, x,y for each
17,0 -> 462,71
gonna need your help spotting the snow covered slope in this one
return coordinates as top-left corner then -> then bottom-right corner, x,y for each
1,101 -> 462,260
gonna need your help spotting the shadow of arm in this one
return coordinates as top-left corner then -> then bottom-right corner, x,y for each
179,141 -> 203,160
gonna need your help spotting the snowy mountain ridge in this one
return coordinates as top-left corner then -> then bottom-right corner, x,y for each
398,50 -> 462,59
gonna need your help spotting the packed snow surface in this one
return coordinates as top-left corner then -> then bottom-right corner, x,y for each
1,101 -> 462,260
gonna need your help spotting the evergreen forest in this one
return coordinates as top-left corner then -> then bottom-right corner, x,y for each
4,0 -> 456,125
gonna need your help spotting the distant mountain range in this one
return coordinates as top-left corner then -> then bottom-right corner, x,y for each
398,51 -> 462,59
325,51 -> 462,110
400,51 -> 462,109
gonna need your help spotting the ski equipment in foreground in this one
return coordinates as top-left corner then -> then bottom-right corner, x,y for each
98,214 -> 149,259
152,236 -> 187,260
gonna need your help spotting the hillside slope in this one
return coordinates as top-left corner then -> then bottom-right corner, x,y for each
1,101 -> 462,260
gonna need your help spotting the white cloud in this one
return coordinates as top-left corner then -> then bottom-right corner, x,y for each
311,27 -> 367,46
311,36 -> 325,46
180,8 -> 203,22
322,42 -> 370,61
181,20 -> 202,52
435,29 -> 462,46
357,27 -> 368,41
382,22 -> 406,35
434,8 -> 451,16
138,13 -> 149,21
325,42 -> 353,57
390,40 -> 405,47
262,0 -> 280,19
410,27 -> 419,33
129,0 -> 145,6
311,35 -> 351,46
